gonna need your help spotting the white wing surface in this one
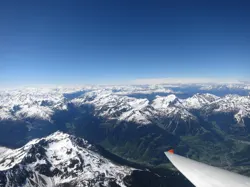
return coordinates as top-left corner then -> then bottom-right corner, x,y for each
165,150 -> 250,187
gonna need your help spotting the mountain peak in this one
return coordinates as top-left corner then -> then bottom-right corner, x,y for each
153,94 -> 180,108
0,132 -> 132,187
183,93 -> 220,109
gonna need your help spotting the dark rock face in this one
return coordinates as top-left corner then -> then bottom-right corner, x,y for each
35,163 -> 53,177
42,105 -> 250,170
0,166 -> 31,187
23,144 -> 47,164
1,90 -> 250,187
153,116 -> 202,136
0,132 -> 128,187
0,131 -> 195,187
0,172 -> 7,187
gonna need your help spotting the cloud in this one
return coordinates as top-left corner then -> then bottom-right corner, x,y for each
131,77 -> 243,85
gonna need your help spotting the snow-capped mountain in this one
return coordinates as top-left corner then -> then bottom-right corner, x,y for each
183,93 -> 220,109
0,86 -> 174,122
1,85 -> 250,127
152,95 -> 195,120
0,88 -> 67,121
0,131 -> 132,187
72,92 -> 197,125
1,85 -> 250,186
183,94 -> 250,124
0,147 -> 10,155
210,95 -> 250,124
72,91 -> 153,124
213,95 -> 250,113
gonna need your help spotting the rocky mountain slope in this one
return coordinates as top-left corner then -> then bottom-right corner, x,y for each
0,132 -> 194,187
1,84 -> 250,183
1,86 -> 250,126
0,131 -> 132,187
1,86 -> 250,136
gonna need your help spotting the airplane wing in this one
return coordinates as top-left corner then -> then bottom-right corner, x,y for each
165,150 -> 250,187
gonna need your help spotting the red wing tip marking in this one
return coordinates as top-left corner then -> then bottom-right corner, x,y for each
168,149 -> 174,154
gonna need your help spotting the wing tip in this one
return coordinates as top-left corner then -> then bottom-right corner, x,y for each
164,149 -> 174,157
168,149 -> 174,154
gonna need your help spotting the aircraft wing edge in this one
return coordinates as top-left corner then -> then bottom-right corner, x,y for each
164,151 -> 250,187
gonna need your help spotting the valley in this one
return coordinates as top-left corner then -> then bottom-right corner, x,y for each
0,84 -> 250,186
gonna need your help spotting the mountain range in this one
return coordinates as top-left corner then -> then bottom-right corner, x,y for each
0,83 -> 250,186
1,85 -> 250,127
0,131 -> 193,187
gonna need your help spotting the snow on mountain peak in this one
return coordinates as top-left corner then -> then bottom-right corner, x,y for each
0,131 -> 132,187
1,86 -> 250,126
212,95 -> 250,119
151,94 -> 196,122
152,94 -> 179,109
0,89 -> 68,121
183,93 -> 220,109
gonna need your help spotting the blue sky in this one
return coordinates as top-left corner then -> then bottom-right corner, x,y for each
0,0 -> 250,86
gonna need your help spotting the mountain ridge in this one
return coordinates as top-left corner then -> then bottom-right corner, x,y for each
0,131 -> 132,187
0,132 -> 194,187
1,87 -> 250,127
